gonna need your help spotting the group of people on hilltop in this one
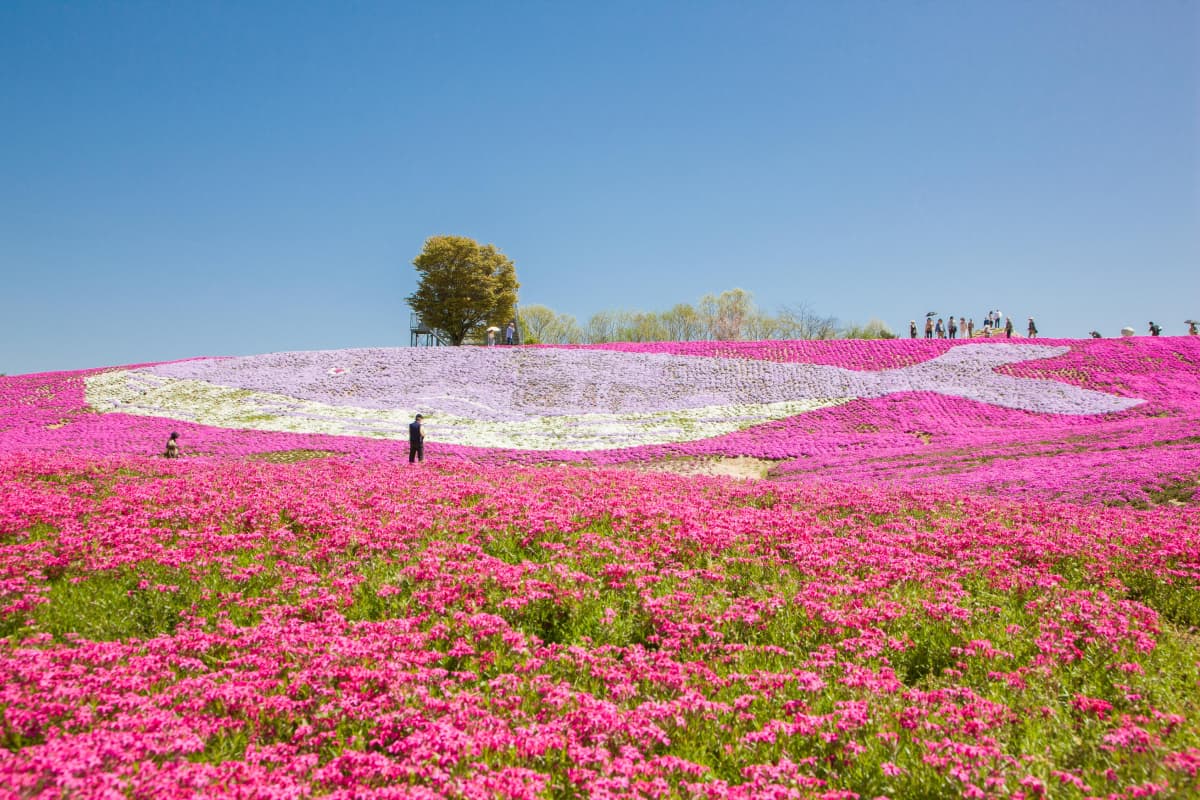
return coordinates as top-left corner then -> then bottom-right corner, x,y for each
909,310 -> 1037,340
1079,320 -> 1195,338
1144,321 -> 1199,336
907,315 -> 1198,341
913,315 -> 969,339
486,322 -> 518,347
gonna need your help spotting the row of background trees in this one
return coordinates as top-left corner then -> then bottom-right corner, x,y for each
519,289 -> 895,344
406,235 -> 895,346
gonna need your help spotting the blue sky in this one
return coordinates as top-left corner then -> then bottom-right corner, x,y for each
2,1 -> 1196,375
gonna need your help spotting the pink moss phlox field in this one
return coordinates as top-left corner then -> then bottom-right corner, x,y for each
4,338 -> 1200,503
1,455 -> 1198,798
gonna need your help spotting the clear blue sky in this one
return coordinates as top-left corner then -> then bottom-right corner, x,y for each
2,1 -> 1196,375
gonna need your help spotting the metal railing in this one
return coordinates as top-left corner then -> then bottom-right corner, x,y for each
410,313 -> 447,347
409,312 -> 522,346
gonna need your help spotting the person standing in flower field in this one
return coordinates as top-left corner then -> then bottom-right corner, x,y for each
1027,317 -> 1038,338
967,318 -> 975,338
935,318 -> 945,338
487,329 -> 496,346
1188,320 -> 1198,336
1149,321 -> 1162,336
924,317 -> 934,339
408,414 -> 425,463
1004,317 -> 1014,338
948,317 -> 958,339
505,322 -> 516,345
164,431 -> 180,459
909,320 -> 917,339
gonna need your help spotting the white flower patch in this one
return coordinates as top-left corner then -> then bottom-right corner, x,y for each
83,344 -> 1144,451
84,369 -> 848,450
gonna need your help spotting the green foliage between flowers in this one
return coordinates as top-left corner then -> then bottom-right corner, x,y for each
22,553 -> 290,641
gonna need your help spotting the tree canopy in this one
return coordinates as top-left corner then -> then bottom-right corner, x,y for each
576,289 -> 844,343
407,236 -> 519,346
517,304 -> 583,345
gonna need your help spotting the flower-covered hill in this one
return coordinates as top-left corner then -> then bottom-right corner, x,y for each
2,337 -> 1199,504
2,339 -> 1200,798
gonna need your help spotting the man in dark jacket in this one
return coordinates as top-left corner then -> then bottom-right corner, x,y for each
409,414 -> 425,463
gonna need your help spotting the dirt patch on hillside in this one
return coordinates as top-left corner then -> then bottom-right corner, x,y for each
623,456 -> 778,481
248,449 -> 343,464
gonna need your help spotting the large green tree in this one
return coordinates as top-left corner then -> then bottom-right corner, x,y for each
407,235 -> 519,346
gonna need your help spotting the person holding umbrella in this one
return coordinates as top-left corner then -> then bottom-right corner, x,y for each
486,326 -> 499,346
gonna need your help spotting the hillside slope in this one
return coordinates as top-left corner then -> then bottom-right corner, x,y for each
2,337 -> 1198,504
